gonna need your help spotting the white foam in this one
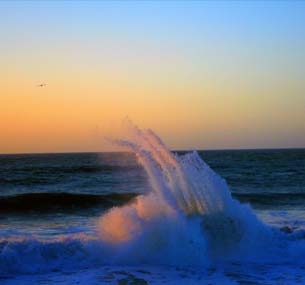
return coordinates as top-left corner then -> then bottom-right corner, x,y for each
1,122 -> 305,278
99,121 -> 271,263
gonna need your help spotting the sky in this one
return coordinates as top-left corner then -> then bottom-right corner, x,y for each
1,1 -> 305,154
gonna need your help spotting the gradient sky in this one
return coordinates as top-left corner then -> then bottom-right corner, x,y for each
1,1 -> 305,153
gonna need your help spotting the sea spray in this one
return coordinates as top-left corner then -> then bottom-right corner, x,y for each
99,121 -> 270,263
1,125 -> 305,278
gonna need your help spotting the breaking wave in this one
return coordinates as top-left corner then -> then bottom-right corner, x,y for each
98,121 -> 271,264
1,122 -> 305,276
0,192 -> 137,213
0,236 -> 105,275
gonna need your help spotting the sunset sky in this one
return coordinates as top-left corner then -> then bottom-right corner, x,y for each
1,1 -> 305,154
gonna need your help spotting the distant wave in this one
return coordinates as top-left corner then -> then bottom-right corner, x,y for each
60,165 -> 139,173
1,191 -> 304,214
233,192 -> 305,207
0,165 -> 141,186
0,192 -> 138,213
1,165 -> 137,175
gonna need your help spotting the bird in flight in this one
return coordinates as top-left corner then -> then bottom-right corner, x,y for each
37,83 -> 47,87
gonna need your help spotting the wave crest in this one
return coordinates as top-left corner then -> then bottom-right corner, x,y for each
0,192 -> 137,213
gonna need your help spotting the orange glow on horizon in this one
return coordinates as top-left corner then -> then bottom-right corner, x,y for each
1,2 -> 305,153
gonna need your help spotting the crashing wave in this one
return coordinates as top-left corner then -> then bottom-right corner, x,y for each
1,122 -> 305,276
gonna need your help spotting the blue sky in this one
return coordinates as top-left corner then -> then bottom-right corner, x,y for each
1,1 -> 305,153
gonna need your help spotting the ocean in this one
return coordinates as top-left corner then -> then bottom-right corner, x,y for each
1,133 -> 305,284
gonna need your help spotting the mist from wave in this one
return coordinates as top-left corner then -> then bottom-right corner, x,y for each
0,124 -> 305,279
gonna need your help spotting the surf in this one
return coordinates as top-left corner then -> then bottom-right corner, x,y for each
99,121 -> 270,264
1,122 -> 305,277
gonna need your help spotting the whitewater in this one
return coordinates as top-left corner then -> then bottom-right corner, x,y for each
1,123 -> 305,284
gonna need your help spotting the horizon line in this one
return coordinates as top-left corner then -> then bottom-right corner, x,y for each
1,146 -> 304,156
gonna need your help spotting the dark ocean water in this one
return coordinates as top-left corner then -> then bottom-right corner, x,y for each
1,149 -> 304,209
0,149 -> 304,238
1,149 -> 305,284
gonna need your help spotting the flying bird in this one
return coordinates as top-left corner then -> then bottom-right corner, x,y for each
37,83 -> 47,87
